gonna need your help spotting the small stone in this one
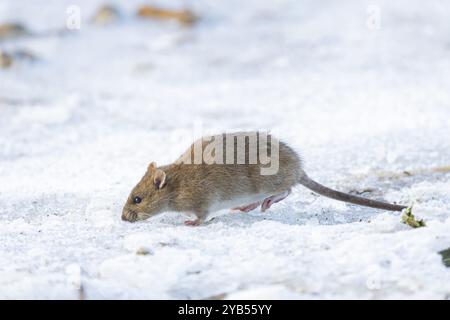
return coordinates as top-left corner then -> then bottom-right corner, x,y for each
204,293 -> 227,300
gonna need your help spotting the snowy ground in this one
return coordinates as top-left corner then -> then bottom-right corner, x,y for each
1,0 -> 450,299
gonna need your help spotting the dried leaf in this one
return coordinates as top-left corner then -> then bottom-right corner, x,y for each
137,6 -> 198,26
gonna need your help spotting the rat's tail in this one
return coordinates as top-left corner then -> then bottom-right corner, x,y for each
298,174 -> 406,212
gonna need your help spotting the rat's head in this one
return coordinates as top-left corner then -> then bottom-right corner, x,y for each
122,162 -> 170,222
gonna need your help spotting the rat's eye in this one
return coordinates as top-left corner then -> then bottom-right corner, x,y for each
133,196 -> 142,204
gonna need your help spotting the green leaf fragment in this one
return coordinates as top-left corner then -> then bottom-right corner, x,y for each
439,248 -> 450,268
401,206 -> 426,228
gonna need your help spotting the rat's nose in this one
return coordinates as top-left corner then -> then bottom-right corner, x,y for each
121,209 -> 137,222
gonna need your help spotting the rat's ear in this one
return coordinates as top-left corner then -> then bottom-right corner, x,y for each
153,169 -> 166,189
147,162 -> 157,173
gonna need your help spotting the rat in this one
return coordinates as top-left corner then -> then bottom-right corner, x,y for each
122,132 -> 407,225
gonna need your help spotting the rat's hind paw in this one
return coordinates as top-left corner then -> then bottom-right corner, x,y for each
261,190 -> 290,212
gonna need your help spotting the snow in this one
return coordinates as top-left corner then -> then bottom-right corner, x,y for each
1,0 -> 450,299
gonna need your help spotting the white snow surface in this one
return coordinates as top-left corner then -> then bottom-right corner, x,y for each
1,0 -> 450,299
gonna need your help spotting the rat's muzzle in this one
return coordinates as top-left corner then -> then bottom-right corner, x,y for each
121,208 -> 138,222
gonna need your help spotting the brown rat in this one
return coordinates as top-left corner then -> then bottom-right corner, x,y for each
122,132 -> 406,225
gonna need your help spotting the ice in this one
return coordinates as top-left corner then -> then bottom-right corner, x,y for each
1,0 -> 450,299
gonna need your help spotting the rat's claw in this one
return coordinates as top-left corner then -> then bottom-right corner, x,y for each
231,202 -> 261,213
184,219 -> 202,226
261,198 -> 272,212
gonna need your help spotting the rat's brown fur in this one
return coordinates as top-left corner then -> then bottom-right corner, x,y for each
122,132 -> 406,224
122,132 -> 300,222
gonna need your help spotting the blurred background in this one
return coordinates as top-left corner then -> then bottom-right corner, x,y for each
1,1 -> 450,299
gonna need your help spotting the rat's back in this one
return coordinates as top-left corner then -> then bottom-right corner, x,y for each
171,132 -> 302,212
